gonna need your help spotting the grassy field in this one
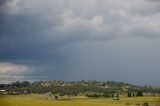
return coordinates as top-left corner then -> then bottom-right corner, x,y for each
0,94 -> 160,106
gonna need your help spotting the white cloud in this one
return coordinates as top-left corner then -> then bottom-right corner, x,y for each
0,63 -> 32,83
90,16 -> 104,27
0,63 -> 29,75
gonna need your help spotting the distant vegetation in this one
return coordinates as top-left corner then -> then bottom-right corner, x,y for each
0,80 -> 160,98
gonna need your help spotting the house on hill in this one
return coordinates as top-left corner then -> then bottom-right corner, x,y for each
0,90 -> 7,94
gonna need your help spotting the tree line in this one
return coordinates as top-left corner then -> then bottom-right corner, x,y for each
0,80 -> 159,97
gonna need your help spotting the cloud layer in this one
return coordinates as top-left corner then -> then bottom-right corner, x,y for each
0,0 -> 160,85
0,63 -> 32,83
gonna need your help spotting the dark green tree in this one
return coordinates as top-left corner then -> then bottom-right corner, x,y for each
136,91 -> 143,96
128,92 -> 132,97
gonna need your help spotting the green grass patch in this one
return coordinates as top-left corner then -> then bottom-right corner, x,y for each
0,94 -> 160,106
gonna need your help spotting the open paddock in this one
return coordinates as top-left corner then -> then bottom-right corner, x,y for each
0,94 -> 160,106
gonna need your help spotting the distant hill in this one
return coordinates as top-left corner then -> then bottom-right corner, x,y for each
0,80 -> 160,97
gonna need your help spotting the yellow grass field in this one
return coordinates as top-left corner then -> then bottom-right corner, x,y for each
0,94 -> 160,106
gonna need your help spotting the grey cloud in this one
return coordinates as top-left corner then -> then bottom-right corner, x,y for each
148,0 -> 160,2
0,0 -> 160,85
0,0 -> 12,6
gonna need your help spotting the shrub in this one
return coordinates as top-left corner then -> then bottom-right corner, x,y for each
142,102 -> 149,106
136,103 -> 140,106
85,92 -> 101,98
126,103 -> 130,105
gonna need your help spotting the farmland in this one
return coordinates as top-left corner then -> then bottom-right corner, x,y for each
0,81 -> 160,106
0,94 -> 160,106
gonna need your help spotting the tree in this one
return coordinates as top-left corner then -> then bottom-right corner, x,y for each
55,95 -> 58,100
103,92 -> 109,97
128,92 -> 132,97
111,94 -> 114,98
116,94 -> 119,97
136,91 -> 143,96
22,81 -> 30,87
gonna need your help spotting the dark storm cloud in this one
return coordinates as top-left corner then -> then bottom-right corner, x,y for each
0,0 -> 160,85
0,0 -> 12,6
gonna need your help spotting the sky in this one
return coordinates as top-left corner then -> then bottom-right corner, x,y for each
0,0 -> 160,85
